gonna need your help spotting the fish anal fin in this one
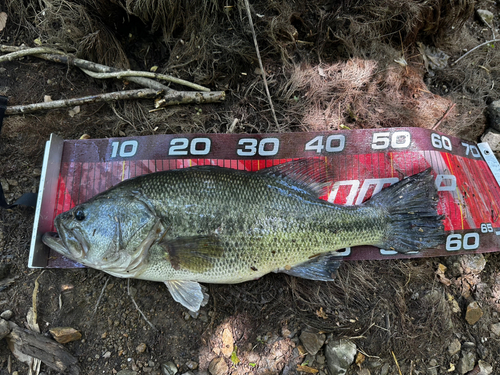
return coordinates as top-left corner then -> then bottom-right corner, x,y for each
162,235 -> 224,272
257,159 -> 333,197
164,280 -> 208,312
278,253 -> 342,281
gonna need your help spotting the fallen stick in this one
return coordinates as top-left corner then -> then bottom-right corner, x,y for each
451,39 -> 500,66
242,0 -> 280,130
154,90 -> 226,108
5,88 -> 162,115
0,45 -> 170,91
81,68 -> 210,92
6,323 -> 80,375
431,103 -> 456,130
0,45 -> 211,92
6,88 -> 225,115
128,279 -> 157,331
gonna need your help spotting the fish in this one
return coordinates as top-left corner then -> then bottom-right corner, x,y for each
42,159 -> 445,312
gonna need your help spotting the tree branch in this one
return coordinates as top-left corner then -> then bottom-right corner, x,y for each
5,89 -> 162,115
80,68 -> 210,92
0,45 -> 210,92
5,88 -> 225,115
451,39 -> 500,66
243,0 -> 280,130
154,90 -> 226,108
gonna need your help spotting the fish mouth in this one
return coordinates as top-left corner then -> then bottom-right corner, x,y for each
42,231 -> 72,256
42,224 -> 90,262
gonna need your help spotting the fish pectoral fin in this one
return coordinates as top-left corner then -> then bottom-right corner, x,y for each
161,235 -> 224,273
277,253 -> 342,281
164,280 -> 208,312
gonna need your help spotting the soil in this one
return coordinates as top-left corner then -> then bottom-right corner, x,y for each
1,1 -> 500,375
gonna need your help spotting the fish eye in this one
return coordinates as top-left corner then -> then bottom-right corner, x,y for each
74,209 -> 86,221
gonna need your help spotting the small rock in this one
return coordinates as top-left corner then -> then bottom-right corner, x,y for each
428,358 -> 438,375
477,360 -> 493,375
481,128 -> 500,152
316,354 -> 326,365
364,358 -> 382,369
32,168 -> 41,176
466,301 -> 483,325
103,351 -> 111,359
209,357 -> 228,375
357,370 -> 370,375
221,328 -> 234,357
49,327 -> 82,344
325,338 -> 356,375
379,363 -> 390,375
461,254 -> 486,274
457,351 -> 475,374
490,322 -> 500,336
6,179 -> 18,187
448,338 -> 461,356
477,344 -> 488,359
0,319 -> 10,340
136,343 -> 147,353
0,310 -> 13,320
477,9 -> 494,27
161,361 -> 178,375
282,327 -> 292,337
185,360 -> 198,370
488,100 -> 500,132
462,341 -> 475,350
447,293 -> 461,314
117,371 -> 137,375
0,179 -> 9,193
300,330 -> 326,356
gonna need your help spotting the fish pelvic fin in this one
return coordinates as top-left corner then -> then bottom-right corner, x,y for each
164,280 -> 209,313
366,168 -> 445,253
277,252 -> 342,281
162,235 -> 224,272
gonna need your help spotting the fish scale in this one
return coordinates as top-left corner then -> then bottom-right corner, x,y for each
43,160 -> 444,312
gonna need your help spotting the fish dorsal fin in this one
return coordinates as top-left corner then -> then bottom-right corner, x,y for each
276,252 -> 342,281
164,280 -> 208,312
257,159 -> 333,197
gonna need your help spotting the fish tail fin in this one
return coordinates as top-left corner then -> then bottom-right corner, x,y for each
365,168 -> 445,253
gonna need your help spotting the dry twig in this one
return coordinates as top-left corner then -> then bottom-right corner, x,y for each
0,45 -> 210,92
431,103 -> 456,130
154,90 -> 225,109
451,39 -> 500,66
80,69 -> 210,92
90,276 -> 110,322
127,279 -> 157,331
5,89 -> 162,115
243,0 -> 280,130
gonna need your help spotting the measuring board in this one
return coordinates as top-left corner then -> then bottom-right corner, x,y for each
29,128 -> 500,268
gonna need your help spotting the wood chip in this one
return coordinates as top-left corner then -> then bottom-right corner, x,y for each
49,327 -> 82,344
297,364 -> 319,373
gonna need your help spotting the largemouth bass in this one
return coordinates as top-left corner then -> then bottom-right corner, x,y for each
43,159 -> 444,312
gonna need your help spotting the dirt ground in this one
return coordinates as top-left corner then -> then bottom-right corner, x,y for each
1,0 -> 500,374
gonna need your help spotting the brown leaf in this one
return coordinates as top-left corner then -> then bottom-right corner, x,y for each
315,307 -> 328,319
355,352 -> 366,367
436,263 -> 451,286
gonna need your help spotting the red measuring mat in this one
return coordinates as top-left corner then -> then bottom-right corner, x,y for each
41,128 -> 500,267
